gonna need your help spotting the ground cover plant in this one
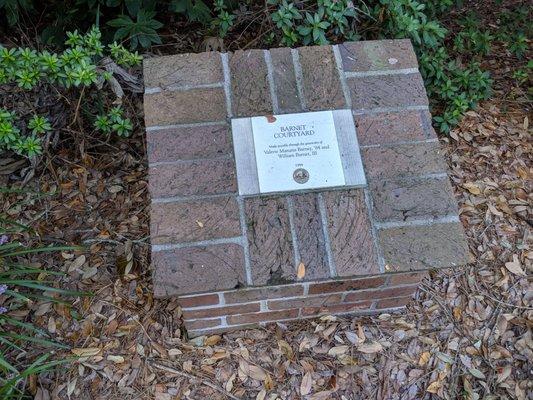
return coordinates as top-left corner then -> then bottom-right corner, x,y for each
0,0 -> 531,398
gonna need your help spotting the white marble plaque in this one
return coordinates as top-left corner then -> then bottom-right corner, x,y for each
251,111 -> 345,193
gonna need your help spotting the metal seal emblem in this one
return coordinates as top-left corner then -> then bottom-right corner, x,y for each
293,168 -> 309,184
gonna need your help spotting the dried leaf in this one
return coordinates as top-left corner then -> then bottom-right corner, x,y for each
300,371 -> 312,396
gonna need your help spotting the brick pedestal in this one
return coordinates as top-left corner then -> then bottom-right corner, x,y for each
143,40 -> 469,337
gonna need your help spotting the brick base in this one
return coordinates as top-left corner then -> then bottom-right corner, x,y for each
179,272 -> 425,337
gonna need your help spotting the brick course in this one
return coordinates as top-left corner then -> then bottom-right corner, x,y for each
144,40 -> 469,336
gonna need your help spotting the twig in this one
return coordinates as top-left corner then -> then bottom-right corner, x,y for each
149,361 -> 241,400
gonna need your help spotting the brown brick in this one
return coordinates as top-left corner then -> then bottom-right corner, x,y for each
144,88 -> 226,126
245,196 -> 295,285
269,48 -> 302,113
323,190 -> 380,277
301,300 -> 373,317
224,284 -> 303,304
230,49 -> 272,117
370,177 -> 458,222
379,222 -> 469,271
308,276 -> 386,295
376,296 -> 412,309
186,318 -> 222,331
149,158 -> 236,198
268,293 -> 342,311
179,293 -> 220,308
151,197 -> 240,244
152,243 -> 247,296
227,309 -> 299,325
298,46 -> 346,111
339,39 -> 418,72
387,271 -> 428,286
362,142 -> 447,181
344,284 -> 418,303
147,124 -> 231,163
183,302 -> 260,319
291,194 -> 330,280
143,52 -> 223,89
421,110 -> 438,139
348,74 -> 428,110
355,111 -> 426,146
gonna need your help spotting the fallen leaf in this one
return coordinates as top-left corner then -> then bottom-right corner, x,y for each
505,255 -> 525,276
300,371 -> 312,396
297,262 -> 305,279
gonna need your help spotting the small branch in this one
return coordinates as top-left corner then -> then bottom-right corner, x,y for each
149,361 -> 241,400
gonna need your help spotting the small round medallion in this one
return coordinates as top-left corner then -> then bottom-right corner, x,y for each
293,168 -> 309,184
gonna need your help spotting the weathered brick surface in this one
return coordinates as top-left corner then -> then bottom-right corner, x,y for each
308,276 -> 386,295
298,46 -> 346,111
182,303 -> 260,319
144,88 -> 226,126
151,197 -> 240,244
267,293 -> 342,310
370,177 -> 458,222
354,111 -> 426,146
230,50 -> 272,117
291,194 -> 330,280
379,223 -> 469,271
152,244 -> 246,296
323,190 -> 380,277
362,142 -> 447,181
348,74 -> 428,110
269,47 -> 302,113
339,39 -> 418,72
147,124 -> 231,163
143,52 -> 223,88
186,318 -> 223,331
179,293 -> 220,308
227,309 -> 299,325
224,285 -> 303,304
301,300 -> 373,317
387,271 -> 428,286
149,158 -> 236,198
344,284 -> 418,303
245,196 -> 295,285
376,296 -> 412,309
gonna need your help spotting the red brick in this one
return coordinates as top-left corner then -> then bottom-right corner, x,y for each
269,47 -> 302,113
179,293 -> 220,308
421,110 -> 438,139
344,284 -> 418,303
186,318 -> 222,331
301,300 -> 373,317
152,243 -> 246,297
376,296 -> 412,309
370,177 -> 458,222
379,223 -> 469,271
224,284 -> 303,304
298,46 -> 346,111
291,193 -> 330,280
348,74 -> 428,110
183,302 -> 260,319
227,309 -> 299,325
150,197 -> 240,244
308,277 -> 386,295
149,158 -> 237,198
354,111 -> 426,146
144,88 -> 226,126
143,52 -> 223,88
339,39 -> 418,72
362,142 -> 447,181
147,124 -> 231,163
323,190 -> 380,277
387,272 -> 428,286
230,49 -> 272,117
267,293 -> 342,311
245,196 -> 295,285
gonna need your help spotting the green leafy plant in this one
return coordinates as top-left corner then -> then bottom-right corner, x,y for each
211,0 -> 235,38
297,9 -> 331,45
108,9 -> 163,49
0,189 -> 88,398
94,106 -> 133,137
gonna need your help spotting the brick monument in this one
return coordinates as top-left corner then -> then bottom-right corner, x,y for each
143,40 -> 469,337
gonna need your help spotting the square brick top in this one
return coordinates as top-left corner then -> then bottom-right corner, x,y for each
144,40 -> 469,297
